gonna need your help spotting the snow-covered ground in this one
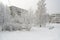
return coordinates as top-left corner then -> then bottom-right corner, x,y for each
0,23 -> 60,40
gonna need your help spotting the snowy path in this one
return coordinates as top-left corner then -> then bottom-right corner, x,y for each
0,24 -> 60,40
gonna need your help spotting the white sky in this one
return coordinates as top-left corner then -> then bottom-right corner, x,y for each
0,0 -> 60,14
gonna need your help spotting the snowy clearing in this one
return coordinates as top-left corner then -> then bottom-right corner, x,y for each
0,24 -> 60,40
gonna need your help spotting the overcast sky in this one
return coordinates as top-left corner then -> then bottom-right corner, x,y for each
0,0 -> 60,14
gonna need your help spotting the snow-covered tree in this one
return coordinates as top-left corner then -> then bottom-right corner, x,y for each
0,2 -> 11,31
9,6 -> 33,31
0,3 -> 4,26
36,0 -> 46,15
35,0 -> 48,27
